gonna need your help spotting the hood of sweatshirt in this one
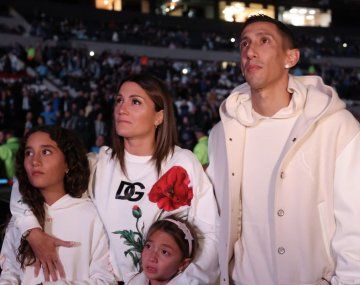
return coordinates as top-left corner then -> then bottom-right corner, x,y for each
220,75 -> 345,127
44,194 -> 90,211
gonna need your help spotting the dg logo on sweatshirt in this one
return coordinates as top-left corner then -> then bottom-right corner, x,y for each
115,180 -> 145,202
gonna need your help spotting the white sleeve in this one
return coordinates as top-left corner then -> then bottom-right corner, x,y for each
9,179 -> 41,235
0,218 -> 22,285
42,281 -> 116,285
87,152 -> 98,201
331,132 -> 360,285
87,215 -> 117,285
170,156 -> 219,285
206,122 -> 227,215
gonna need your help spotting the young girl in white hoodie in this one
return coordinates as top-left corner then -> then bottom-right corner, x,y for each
0,126 -> 116,284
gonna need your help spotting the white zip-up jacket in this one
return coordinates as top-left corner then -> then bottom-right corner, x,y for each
207,75 -> 360,285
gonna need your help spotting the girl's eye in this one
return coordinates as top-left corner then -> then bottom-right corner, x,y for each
24,150 -> 33,157
144,243 -> 151,249
161,249 -> 170,256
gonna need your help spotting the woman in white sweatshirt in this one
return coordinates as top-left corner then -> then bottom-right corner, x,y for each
0,126 -> 116,284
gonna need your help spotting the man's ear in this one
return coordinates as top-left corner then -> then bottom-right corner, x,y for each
285,48 -> 300,69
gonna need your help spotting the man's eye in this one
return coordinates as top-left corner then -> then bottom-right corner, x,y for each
261,37 -> 270,44
240,41 -> 248,48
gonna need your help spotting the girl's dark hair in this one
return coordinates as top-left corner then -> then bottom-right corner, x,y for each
145,215 -> 198,260
15,125 -> 90,268
111,73 -> 178,176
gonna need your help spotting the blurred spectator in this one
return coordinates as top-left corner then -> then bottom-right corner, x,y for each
0,128 -> 20,178
40,104 -> 57,125
193,126 -> 209,168
178,116 -> 196,150
94,112 -> 107,138
90,134 -> 106,154
36,115 -> 45,126
75,108 -> 91,149
24,111 -> 34,135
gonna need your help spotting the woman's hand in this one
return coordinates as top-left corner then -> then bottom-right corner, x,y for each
27,228 -> 78,281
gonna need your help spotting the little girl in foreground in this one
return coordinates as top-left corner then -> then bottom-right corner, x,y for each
129,216 -> 198,285
0,126 -> 116,284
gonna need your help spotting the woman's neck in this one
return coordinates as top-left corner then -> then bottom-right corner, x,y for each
124,137 -> 155,156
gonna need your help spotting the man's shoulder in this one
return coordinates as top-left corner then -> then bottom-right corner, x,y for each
209,121 -> 224,137
208,122 -> 227,158
321,108 -> 360,131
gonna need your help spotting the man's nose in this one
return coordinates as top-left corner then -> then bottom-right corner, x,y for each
245,43 -> 258,59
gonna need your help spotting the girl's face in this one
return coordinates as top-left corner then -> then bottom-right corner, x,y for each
24,132 -> 68,195
141,230 -> 190,284
114,81 -> 163,143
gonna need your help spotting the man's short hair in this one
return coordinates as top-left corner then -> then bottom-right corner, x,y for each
241,14 -> 297,49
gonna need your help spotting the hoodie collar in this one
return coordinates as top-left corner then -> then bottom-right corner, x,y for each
45,194 -> 89,210
222,75 -> 344,127
225,75 -> 306,127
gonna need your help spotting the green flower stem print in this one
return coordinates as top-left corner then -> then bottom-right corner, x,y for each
112,205 -> 145,270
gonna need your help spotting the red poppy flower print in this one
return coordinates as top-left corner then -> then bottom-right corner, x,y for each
149,166 -> 193,211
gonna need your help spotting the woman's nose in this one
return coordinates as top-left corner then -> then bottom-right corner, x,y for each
116,101 -> 128,115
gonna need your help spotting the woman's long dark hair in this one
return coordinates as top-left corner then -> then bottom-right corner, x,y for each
111,73 -> 178,176
15,125 -> 90,268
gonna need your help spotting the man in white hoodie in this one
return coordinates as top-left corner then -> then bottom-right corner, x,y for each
207,14 -> 360,285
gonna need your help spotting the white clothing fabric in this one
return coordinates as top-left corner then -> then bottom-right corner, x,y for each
207,75 -> 360,285
233,113 -> 299,284
126,271 -> 188,285
10,146 -> 219,284
1,195 -> 116,285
